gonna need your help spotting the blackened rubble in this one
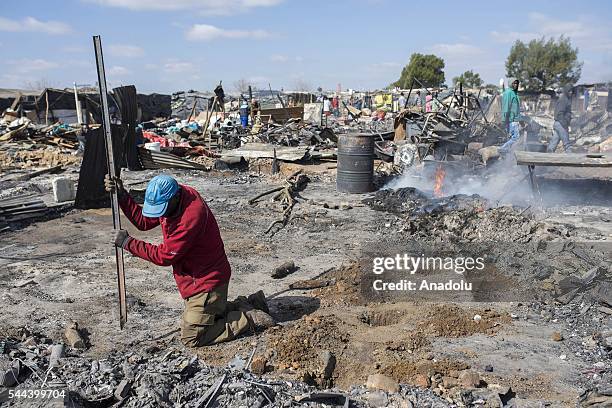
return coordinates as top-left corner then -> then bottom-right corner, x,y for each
0,328 -> 454,408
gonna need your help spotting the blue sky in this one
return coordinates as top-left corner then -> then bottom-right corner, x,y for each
1,0 -> 611,94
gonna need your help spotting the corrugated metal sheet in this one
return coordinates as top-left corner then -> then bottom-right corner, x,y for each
138,147 -> 208,170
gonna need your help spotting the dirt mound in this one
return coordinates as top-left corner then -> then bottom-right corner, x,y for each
267,315 -> 351,387
382,359 -> 470,385
418,305 -> 509,337
382,333 -> 431,354
360,308 -> 407,327
268,315 -> 350,370
311,262 -> 366,306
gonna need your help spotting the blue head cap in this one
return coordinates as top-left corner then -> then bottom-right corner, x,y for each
142,174 -> 179,217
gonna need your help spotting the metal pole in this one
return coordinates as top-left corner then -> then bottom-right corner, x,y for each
73,82 -> 83,125
93,35 -> 127,329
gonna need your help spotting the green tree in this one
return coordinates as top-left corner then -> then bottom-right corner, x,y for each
506,36 -> 582,91
452,70 -> 483,88
393,53 -> 445,88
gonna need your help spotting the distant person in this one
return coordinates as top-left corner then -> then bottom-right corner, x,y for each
331,95 -> 340,117
430,91 -> 442,113
500,79 -> 521,152
354,98 -> 363,110
583,88 -> 590,111
323,96 -> 331,116
425,91 -> 432,112
214,83 -> 225,119
250,98 -> 260,122
548,86 -> 572,152
412,90 -> 422,110
588,87 -> 599,111
398,92 -> 406,111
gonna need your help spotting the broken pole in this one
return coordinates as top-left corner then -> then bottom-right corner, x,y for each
93,35 -> 128,329
73,82 -> 83,126
203,96 -> 218,151
187,95 -> 198,123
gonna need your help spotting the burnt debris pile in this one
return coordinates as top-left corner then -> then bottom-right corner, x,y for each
365,187 -> 577,243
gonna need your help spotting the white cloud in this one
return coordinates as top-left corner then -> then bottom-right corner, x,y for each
427,43 -> 484,59
271,55 -> 289,62
108,44 -> 144,57
62,45 -> 87,53
0,16 -> 71,35
8,59 -> 59,73
490,13 -> 612,52
186,24 -> 271,41
85,0 -> 283,15
108,66 -> 130,76
248,76 -> 269,84
368,62 -> 401,70
163,60 -> 196,73
270,55 -> 304,63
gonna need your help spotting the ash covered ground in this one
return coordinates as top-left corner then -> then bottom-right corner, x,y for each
0,162 -> 611,407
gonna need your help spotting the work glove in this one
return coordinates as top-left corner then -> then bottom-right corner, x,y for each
110,229 -> 131,248
104,174 -> 126,198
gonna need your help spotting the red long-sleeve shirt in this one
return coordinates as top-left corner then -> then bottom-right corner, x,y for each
119,185 -> 231,299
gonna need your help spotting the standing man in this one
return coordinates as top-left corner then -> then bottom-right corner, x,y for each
323,96 -> 331,116
425,91 -> 433,112
397,92 -> 406,111
105,174 -> 274,347
250,98 -> 260,123
331,95 -> 340,117
214,83 -> 225,119
413,90 -> 422,110
548,86 -> 572,152
430,91 -> 442,113
500,79 -> 521,152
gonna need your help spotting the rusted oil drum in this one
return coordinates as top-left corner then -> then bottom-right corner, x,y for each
337,133 -> 375,193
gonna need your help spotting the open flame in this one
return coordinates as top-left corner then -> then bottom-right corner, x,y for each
433,164 -> 445,198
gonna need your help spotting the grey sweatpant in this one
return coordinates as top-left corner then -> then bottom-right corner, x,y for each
548,121 -> 570,152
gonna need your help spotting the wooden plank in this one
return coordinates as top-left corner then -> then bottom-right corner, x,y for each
260,106 -> 304,123
222,142 -> 309,162
514,151 -> 612,168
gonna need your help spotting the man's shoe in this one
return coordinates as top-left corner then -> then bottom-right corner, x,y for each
247,290 -> 270,314
245,309 -> 276,332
